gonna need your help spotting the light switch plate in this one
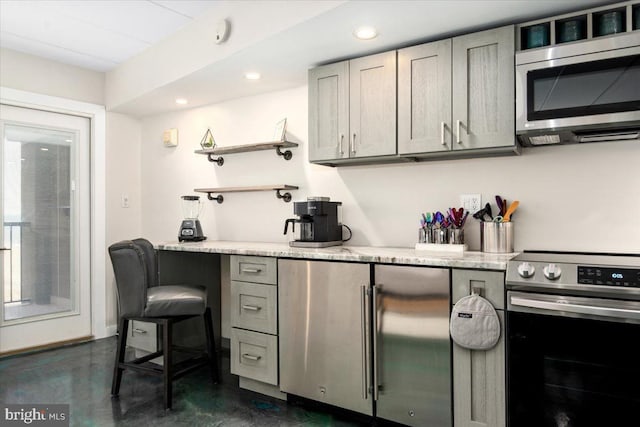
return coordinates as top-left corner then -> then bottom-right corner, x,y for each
163,128 -> 178,147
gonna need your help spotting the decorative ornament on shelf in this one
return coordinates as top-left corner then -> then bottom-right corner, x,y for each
273,118 -> 287,142
200,128 -> 216,149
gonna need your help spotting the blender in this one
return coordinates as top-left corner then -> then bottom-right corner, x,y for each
178,195 -> 206,242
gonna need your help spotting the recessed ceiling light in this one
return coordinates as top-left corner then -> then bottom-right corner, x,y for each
354,26 -> 378,40
245,72 -> 261,80
40,147 -> 49,151
175,98 -> 188,105
65,138 -> 72,142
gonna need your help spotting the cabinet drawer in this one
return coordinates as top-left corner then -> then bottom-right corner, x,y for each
231,281 -> 277,334
128,320 -> 157,353
452,269 -> 505,310
231,328 -> 278,385
230,256 -> 277,285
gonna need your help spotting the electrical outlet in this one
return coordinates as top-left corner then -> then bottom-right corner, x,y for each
121,194 -> 130,208
460,194 -> 482,213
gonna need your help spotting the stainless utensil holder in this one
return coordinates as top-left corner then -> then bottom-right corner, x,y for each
481,222 -> 514,253
448,228 -> 464,245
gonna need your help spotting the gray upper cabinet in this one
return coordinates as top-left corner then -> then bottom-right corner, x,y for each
398,39 -> 452,154
452,25 -> 515,151
309,51 -> 397,163
399,26 -> 515,156
349,51 -> 397,158
308,62 -> 349,162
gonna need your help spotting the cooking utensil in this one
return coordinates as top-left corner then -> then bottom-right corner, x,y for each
503,200 -> 520,222
495,196 -> 504,216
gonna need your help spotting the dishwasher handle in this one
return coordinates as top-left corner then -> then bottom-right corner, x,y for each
508,291 -> 640,322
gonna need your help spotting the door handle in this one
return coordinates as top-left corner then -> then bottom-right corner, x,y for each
456,120 -> 462,144
372,284 -> 380,401
351,133 -> 357,155
339,134 -> 345,155
242,353 -> 261,361
0,248 -> 10,251
361,285 -> 369,400
440,122 -> 447,145
241,304 -> 262,311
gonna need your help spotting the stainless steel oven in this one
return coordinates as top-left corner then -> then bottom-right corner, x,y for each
505,251 -> 640,427
516,33 -> 640,146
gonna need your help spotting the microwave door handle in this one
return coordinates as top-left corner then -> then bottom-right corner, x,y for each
510,294 -> 640,321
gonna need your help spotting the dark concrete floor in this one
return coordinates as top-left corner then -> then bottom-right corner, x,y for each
0,337 -> 368,426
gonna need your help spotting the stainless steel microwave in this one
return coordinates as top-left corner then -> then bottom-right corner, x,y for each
516,32 -> 640,146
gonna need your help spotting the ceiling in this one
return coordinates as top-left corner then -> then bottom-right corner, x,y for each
0,0 -> 216,71
0,0 -> 619,117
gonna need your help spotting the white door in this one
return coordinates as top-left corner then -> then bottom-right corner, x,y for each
0,104 -> 91,354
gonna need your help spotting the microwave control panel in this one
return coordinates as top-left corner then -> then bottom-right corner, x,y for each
578,266 -> 640,288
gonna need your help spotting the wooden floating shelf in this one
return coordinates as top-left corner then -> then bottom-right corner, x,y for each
194,185 -> 299,204
195,141 -> 298,165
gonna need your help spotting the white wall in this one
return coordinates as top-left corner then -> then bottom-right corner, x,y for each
105,113 -> 143,327
140,85 -> 640,254
0,48 -> 105,105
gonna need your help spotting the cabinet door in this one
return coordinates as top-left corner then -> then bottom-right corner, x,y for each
453,311 -> 506,427
452,25 -> 515,151
308,61 -> 350,162
349,51 -> 397,158
278,259 -> 373,416
398,39 -> 452,154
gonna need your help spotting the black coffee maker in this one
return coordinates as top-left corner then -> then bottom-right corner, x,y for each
283,197 -> 347,247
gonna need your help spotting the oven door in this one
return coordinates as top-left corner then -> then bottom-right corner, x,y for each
516,43 -> 640,135
507,291 -> 640,427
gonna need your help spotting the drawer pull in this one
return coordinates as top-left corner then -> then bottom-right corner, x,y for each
242,304 -> 262,312
242,353 -> 261,361
132,328 -> 147,334
241,268 -> 262,274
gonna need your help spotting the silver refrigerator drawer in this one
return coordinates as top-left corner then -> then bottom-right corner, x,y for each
278,259 -> 373,416
374,264 -> 452,427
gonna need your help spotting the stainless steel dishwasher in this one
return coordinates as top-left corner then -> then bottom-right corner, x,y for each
374,264 -> 451,427
278,259 -> 451,426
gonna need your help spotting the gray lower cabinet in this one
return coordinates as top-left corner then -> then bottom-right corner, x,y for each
229,255 -> 284,399
452,269 -> 506,427
309,51 -> 397,164
398,26 -> 516,157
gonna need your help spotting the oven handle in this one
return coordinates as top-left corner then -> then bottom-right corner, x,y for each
508,291 -> 640,322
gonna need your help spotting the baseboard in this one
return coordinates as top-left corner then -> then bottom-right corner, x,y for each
105,324 -> 118,337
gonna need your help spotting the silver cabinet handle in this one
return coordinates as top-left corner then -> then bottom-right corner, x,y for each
132,328 -> 147,334
241,304 -> 261,311
351,133 -> 357,155
339,134 -> 345,155
242,353 -> 261,361
372,285 -> 380,401
241,268 -> 262,274
0,248 -> 11,251
440,122 -> 447,145
456,120 -> 462,144
360,285 -> 368,400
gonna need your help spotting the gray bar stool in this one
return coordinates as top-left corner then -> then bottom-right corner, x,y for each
108,238 -> 219,409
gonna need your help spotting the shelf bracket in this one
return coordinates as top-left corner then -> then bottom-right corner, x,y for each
275,146 -> 293,161
206,193 -> 224,204
275,189 -> 292,203
207,153 -> 224,166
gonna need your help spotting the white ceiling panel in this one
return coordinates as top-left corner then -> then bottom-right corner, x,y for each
151,0 -> 220,19
0,31 -> 118,71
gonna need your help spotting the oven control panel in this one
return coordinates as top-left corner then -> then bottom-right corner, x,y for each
578,266 -> 640,288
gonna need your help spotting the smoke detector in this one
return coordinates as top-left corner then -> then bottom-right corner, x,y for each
215,19 -> 230,44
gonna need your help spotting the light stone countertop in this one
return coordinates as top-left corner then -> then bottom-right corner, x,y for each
157,240 -> 517,271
